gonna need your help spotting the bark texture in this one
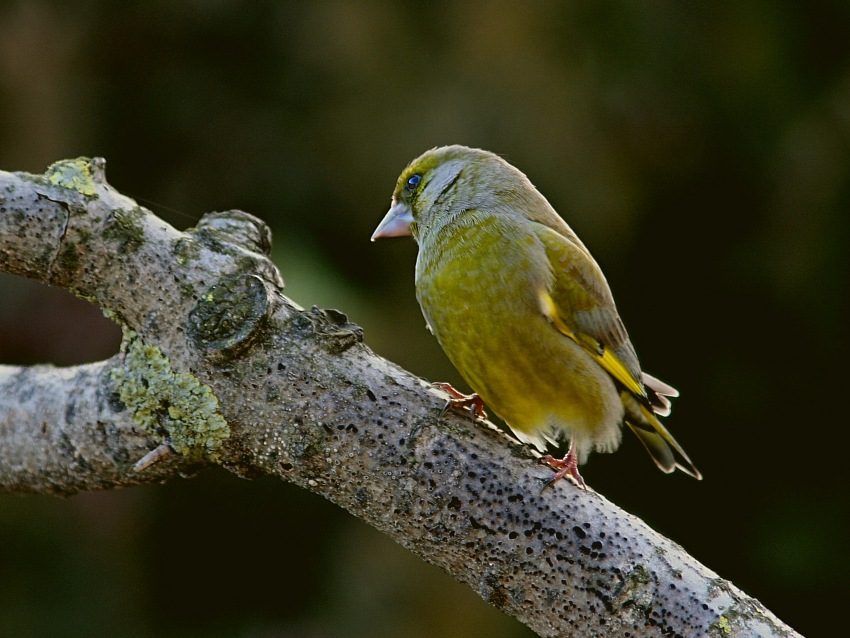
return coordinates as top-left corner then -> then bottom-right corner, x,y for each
0,159 -> 801,637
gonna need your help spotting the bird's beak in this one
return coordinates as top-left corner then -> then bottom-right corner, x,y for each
371,202 -> 413,241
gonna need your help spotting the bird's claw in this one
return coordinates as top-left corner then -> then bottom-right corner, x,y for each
541,450 -> 588,491
433,382 -> 487,421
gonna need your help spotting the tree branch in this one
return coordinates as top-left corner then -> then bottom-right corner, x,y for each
0,159 -> 801,637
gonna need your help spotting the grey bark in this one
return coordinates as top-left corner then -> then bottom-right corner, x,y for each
0,158 -> 801,638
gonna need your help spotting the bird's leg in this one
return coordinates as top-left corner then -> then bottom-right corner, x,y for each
541,440 -> 588,490
433,382 -> 488,421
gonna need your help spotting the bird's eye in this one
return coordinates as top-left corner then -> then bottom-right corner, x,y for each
405,174 -> 422,191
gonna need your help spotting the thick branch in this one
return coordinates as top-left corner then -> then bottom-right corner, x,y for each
0,159 -> 801,638
0,359 -> 192,493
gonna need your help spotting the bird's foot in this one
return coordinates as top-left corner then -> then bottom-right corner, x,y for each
433,382 -> 487,421
541,449 -> 588,491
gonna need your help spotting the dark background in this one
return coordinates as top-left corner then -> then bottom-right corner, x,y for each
1,2 -> 847,636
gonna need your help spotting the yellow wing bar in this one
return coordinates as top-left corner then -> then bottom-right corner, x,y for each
538,290 -> 645,398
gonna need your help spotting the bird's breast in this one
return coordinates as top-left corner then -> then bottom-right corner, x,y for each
414,214 -> 620,439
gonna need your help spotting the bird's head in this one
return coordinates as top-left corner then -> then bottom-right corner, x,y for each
371,145 -> 514,243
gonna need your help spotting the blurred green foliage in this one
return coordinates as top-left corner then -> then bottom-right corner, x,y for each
1,1 -> 848,636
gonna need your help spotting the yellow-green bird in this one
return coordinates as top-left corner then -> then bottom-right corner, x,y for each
372,145 -> 701,487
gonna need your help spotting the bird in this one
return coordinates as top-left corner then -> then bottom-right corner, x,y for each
371,145 -> 700,488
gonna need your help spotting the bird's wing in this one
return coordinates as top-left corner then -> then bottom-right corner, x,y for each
531,221 -> 701,479
530,221 -> 646,399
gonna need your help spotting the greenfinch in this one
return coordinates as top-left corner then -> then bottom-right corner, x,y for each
372,145 -> 700,487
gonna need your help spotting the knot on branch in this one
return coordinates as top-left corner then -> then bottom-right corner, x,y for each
185,210 -> 284,290
188,273 -> 275,361
290,306 -> 364,354
195,210 -> 273,256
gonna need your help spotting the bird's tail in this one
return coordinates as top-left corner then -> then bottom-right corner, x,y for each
641,371 -> 678,417
623,390 -> 702,480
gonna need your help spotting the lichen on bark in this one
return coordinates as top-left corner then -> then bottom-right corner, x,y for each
44,157 -> 98,196
110,330 -> 230,461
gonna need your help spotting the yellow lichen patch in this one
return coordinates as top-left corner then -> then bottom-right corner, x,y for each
45,158 -> 97,197
110,331 -> 230,461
